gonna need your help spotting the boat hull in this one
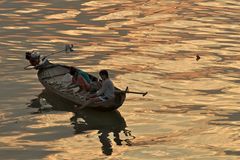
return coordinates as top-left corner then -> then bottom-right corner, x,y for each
37,63 -> 126,111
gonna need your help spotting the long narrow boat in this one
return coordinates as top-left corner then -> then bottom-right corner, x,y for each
33,61 -> 126,111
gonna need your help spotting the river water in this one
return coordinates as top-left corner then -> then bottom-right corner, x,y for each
0,0 -> 240,159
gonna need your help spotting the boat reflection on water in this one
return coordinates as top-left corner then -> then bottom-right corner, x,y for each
27,89 -> 135,156
27,89 -> 76,113
71,110 -> 135,155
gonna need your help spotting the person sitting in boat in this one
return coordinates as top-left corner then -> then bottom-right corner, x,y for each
76,70 -> 115,110
69,67 -> 91,92
25,51 -> 48,69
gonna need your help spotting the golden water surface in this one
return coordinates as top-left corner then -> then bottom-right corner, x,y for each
0,0 -> 240,159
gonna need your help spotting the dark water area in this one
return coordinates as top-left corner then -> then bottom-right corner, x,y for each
0,0 -> 240,159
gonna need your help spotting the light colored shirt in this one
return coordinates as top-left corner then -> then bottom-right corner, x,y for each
96,79 -> 115,98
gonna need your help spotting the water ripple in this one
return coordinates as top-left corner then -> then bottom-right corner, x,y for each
0,0 -> 240,159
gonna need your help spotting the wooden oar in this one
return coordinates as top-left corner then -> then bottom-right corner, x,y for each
45,44 -> 74,58
24,44 -> 74,70
123,87 -> 148,96
126,91 -> 148,96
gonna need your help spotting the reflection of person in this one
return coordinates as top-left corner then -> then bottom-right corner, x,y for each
98,130 -> 113,155
76,70 -> 115,110
70,110 -> 135,156
98,128 -> 126,155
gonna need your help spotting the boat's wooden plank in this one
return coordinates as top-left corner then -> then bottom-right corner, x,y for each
41,72 -> 69,80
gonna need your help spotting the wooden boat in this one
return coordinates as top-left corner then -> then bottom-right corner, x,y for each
35,62 -> 126,111
25,45 -> 146,111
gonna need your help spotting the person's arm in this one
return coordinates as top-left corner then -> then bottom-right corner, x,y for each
96,81 -> 106,96
96,87 -> 103,96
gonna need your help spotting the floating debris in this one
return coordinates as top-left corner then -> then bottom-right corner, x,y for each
196,55 -> 200,61
39,98 -> 52,110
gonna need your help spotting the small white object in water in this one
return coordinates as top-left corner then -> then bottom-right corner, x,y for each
39,98 -> 52,109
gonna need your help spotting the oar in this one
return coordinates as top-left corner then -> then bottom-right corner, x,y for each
24,44 -> 74,70
123,87 -> 148,97
126,91 -> 148,96
45,44 -> 74,58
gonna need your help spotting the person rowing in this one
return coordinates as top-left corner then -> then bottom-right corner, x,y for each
75,69 -> 115,110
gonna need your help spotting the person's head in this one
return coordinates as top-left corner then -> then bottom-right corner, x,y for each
69,67 -> 77,76
99,70 -> 109,80
26,51 -> 40,66
31,52 -> 40,60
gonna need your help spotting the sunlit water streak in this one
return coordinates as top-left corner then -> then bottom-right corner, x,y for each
0,0 -> 240,159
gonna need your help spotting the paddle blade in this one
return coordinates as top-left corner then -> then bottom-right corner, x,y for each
65,44 -> 74,53
143,92 -> 148,97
